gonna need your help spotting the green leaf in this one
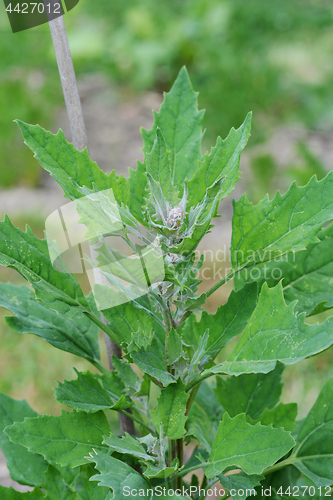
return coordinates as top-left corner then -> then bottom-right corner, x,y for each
0,283 -> 100,363
142,462 -> 179,479
74,464 -> 112,500
146,128 -> 178,206
5,410 -> 109,468
0,393 -> 47,486
101,295 -> 164,348
187,112 -> 252,207
290,376 -> 333,486
151,380 -> 189,439
206,413 -> 295,478
215,365 -> 284,419
235,222 -> 333,317
231,172 -> 333,268
130,338 -> 176,387
54,370 -> 129,412
207,282 -> 333,376
111,357 -> 142,394
16,120 -> 128,206
0,487 -> 45,500
0,217 -> 90,315
180,282 -> 258,359
218,472 -> 263,500
103,433 -> 154,462
257,403 -> 298,431
141,66 -> 204,185
186,408 -> 217,453
42,465 -> 77,500
166,328 -> 184,365
88,450 -> 151,500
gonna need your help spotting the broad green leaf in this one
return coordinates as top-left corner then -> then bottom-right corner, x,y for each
215,365 -> 284,419
259,465 -> 301,500
206,413 -> 295,478
74,464 -> 112,500
180,282 -> 258,359
42,465 -> 77,500
257,403 -> 298,431
187,112 -> 252,207
54,370 -> 129,412
218,472 -> 263,500
0,487 -> 45,499
0,217 -> 90,316
5,410 -> 109,468
88,450 -> 151,500
151,380 -> 189,439
130,338 -> 176,387
141,66 -> 204,184
207,282 -> 333,376
0,283 -> 100,363
235,223 -> 333,317
16,120 -> 128,206
290,376 -> 333,486
0,393 -> 47,486
231,172 -> 333,268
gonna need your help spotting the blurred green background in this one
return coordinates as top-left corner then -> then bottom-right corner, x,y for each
1,0 -> 333,416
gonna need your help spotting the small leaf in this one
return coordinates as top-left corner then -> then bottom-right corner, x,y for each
215,365 -> 284,419
141,66 -> 204,184
0,393 -> 47,486
130,338 -> 176,387
206,413 -> 295,478
0,487 -> 45,499
54,370 -> 129,412
218,472 -> 263,500
103,433 -> 154,462
5,410 -> 109,467
231,172 -> 333,268
88,450 -> 151,500
166,328 -> 184,365
151,380 -> 189,439
111,357 -> 142,394
0,283 -> 100,363
290,376 -> 333,486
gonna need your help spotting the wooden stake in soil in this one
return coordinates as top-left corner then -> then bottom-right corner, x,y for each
45,8 -> 135,435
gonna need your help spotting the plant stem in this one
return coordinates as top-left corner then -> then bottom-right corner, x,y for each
45,10 -> 135,436
185,385 -> 200,415
206,268 -> 236,298
117,409 -> 153,434
262,457 -> 294,476
176,438 -> 184,490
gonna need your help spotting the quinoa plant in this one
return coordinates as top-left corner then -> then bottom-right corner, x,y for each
1,68 -> 333,500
